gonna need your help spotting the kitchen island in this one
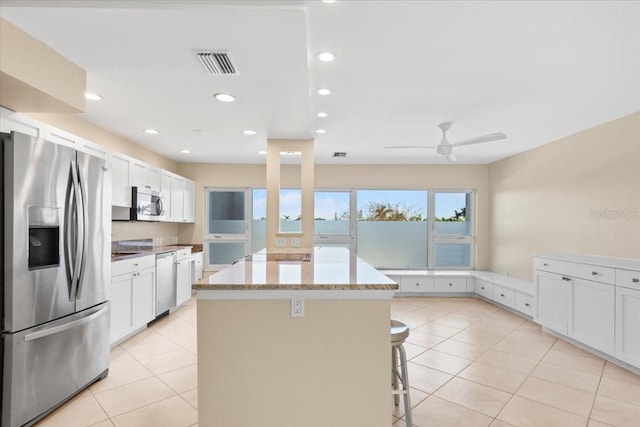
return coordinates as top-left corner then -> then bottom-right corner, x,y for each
193,247 -> 398,427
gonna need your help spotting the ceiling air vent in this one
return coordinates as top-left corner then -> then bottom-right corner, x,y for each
195,50 -> 238,75
333,152 -> 347,158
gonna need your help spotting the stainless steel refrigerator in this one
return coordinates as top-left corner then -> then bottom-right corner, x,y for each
1,131 -> 111,427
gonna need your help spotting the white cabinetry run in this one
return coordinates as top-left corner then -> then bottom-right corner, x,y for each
535,254 -> 640,371
175,248 -> 193,307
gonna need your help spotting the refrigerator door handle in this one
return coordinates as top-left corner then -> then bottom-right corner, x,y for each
75,161 -> 88,299
64,165 -> 76,300
23,305 -> 108,342
69,160 -> 83,299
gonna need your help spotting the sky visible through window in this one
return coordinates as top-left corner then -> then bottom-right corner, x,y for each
252,189 -> 468,220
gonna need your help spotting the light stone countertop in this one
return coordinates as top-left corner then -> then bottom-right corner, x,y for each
193,246 -> 398,291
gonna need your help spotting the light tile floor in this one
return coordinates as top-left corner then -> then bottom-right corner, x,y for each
35,296 -> 640,427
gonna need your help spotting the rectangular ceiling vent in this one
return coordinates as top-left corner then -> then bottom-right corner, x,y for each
333,152 -> 347,157
195,50 -> 238,75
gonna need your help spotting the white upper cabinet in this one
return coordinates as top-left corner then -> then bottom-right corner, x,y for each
130,160 -> 162,192
0,107 -> 45,138
110,152 -> 132,207
170,175 -> 185,221
183,179 -> 195,223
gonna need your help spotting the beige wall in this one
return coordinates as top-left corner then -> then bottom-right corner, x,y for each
177,163 -> 490,269
488,112 -> 640,281
0,18 -> 85,113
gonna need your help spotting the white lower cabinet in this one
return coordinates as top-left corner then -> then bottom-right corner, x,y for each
400,276 -> 434,293
191,252 -> 203,282
515,293 -> 535,317
110,256 -> 156,345
176,248 -> 193,306
569,277 -> 614,354
434,277 -> 467,293
535,271 -> 570,335
615,286 -> 640,366
475,279 -> 493,299
491,284 -> 516,309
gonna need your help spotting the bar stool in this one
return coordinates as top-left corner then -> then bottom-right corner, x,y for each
391,320 -> 412,426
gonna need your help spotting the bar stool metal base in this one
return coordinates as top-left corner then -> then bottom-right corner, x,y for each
391,320 -> 412,427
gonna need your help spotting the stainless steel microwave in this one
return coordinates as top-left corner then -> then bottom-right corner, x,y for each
130,187 -> 165,221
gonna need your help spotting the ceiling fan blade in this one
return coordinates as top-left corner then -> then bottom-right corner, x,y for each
452,132 -> 507,147
383,145 -> 435,149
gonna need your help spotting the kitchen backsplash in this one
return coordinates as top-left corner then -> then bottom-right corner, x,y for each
111,221 -> 179,243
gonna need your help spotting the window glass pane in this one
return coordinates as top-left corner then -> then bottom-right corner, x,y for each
356,190 -> 427,268
434,243 -> 471,267
280,188 -> 301,233
434,192 -> 471,235
314,191 -> 350,235
208,191 -> 245,234
252,189 -> 267,252
208,242 -> 247,265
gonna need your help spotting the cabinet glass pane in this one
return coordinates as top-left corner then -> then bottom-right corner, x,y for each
434,243 -> 471,267
356,190 -> 427,268
434,192 -> 471,235
314,191 -> 350,235
208,242 -> 247,265
208,191 -> 245,235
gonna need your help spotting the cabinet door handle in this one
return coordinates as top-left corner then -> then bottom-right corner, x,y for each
500,293 -> 505,297
480,286 -> 485,290
562,277 -> 572,281
543,263 -> 549,266
449,283 -> 453,286
525,303 -> 530,307
591,271 -> 598,276
633,278 -> 639,283
415,283 -> 420,287
133,263 -> 139,267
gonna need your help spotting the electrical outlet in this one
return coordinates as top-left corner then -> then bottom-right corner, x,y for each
290,237 -> 301,247
291,297 -> 304,318
276,237 -> 286,247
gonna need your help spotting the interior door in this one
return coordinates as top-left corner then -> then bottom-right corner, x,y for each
75,151 -> 110,311
3,132 -> 76,332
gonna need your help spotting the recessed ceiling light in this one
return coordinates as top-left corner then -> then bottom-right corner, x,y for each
242,130 -> 257,135
258,150 -> 268,155
323,0 -> 337,3
281,151 -> 302,156
143,129 -> 159,135
85,92 -> 102,101
317,112 -> 328,118
179,149 -> 191,154
213,93 -> 236,103
316,129 -> 327,134
317,88 -> 331,96
318,52 -> 335,62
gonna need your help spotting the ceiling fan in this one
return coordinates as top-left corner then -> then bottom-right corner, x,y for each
384,122 -> 507,162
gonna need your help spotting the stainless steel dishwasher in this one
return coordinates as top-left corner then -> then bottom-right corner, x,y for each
155,250 -> 177,318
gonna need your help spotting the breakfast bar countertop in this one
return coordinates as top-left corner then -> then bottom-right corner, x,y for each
192,246 -> 398,291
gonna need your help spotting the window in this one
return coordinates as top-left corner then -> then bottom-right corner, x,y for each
356,190 -> 428,269
280,188 -> 301,233
204,188 -> 251,270
430,191 -> 474,269
252,189 -> 267,253
314,190 -> 354,250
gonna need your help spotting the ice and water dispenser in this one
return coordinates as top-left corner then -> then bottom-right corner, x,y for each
28,206 -> 60,270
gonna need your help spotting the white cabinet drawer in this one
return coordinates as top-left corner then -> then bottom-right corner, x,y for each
492,285 -> 516,308
516,293 -> 534,316
177,248 -> 191,260
112,255 -> 155,277
535,258 -> 614,284
434,277 -> 467,293
475,279 -> 493,299
400,277 -> 434,293
616,269 -> 640,290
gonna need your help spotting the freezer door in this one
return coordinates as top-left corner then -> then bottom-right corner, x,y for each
3,132 -> 76,332
75,151 -> 110,311
1,303 -> 110,427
